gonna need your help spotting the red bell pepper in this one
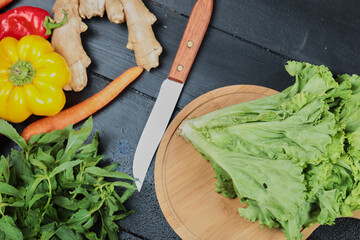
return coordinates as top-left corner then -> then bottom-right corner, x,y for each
0,6 -> 67,40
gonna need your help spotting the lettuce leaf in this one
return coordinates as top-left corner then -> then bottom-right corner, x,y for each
179,61 -> 360,240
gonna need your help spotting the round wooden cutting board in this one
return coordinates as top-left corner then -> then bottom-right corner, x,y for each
154,85 -> 360,240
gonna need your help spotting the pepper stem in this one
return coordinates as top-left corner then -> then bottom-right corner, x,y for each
9,60 -> 36,86
43,9 -> 68,36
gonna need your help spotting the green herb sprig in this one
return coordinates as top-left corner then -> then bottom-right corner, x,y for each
0,117 -> 136,240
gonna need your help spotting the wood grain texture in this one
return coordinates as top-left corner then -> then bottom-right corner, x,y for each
155,85 -> 360,240
168,0 -> 213,84
1,0 -> 360,239
154,0 -> 360,75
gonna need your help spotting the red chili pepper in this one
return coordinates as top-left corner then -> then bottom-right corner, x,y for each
0,6 -> 67,40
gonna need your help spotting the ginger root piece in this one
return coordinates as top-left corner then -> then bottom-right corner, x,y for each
105,0 -> 125,24
52,0 -> 91,91
120,0 -> 162,71
79,0 -> 124,24
79,0 -> 106,19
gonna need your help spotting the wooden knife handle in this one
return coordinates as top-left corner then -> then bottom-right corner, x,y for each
168,0 -> 214,84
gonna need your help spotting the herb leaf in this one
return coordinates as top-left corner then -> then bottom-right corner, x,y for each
50,160 -> 82,177
0,119 -> 27,150
0,156 -> 10,183
85,166 -> 133,180
25,177 -> 46,207
0,216 -> 23,240
65,117 -> 93,153
55,225 -> 81,240
0,182 -> 23,198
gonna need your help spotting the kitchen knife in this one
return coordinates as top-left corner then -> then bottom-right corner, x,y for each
133,0 -> 214,191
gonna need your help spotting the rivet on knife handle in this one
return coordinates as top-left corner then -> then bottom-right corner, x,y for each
168,0 -> 214,84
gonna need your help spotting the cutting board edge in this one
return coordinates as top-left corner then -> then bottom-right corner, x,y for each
154,84 -> 360,240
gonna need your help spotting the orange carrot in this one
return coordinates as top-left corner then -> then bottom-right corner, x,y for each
22,66 -> 143,142
0,0 -> 13,9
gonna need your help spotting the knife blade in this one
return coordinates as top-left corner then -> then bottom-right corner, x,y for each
133,0 -> 214,191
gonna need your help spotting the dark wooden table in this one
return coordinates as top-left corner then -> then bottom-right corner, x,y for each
1,0 -> 360,239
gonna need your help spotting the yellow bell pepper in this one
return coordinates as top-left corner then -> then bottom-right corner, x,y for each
0,35 -> 70,123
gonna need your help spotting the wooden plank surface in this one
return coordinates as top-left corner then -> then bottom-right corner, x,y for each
1,0 -> 360,239
154,0 -> 360,75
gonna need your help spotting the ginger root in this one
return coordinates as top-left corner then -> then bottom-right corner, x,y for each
79,0 -> 106,19
79,0 -> 124,24
120,0 -> 162,71
51,0 -> 161,91
52,0 -> 91,91
79,0 -> 162,70
105,0 -> 125,24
